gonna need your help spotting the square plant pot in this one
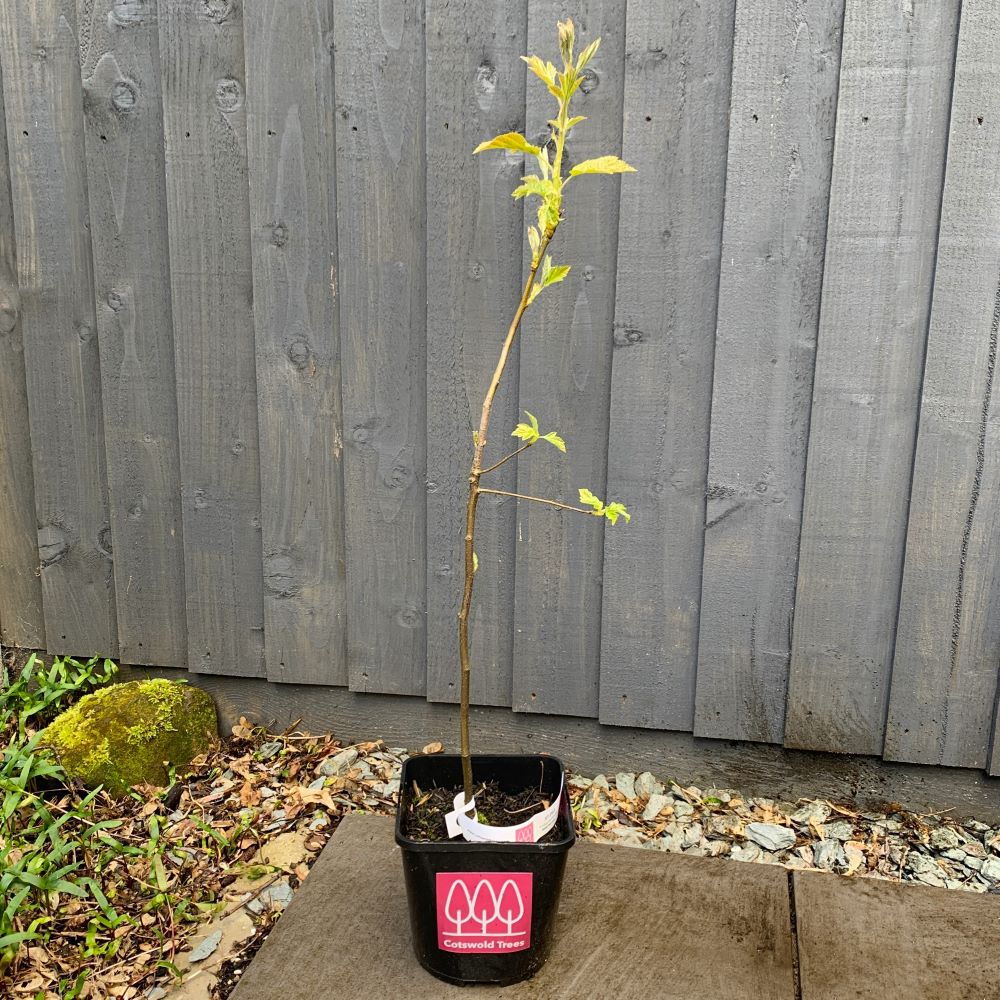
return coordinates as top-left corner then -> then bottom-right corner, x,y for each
394,753 -> 575,985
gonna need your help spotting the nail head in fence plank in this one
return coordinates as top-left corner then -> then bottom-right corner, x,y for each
785,0 -> 961,756
693,0 -> 844,744
0,57 -> 45,650
77,0 -> 187,668
884,5 -> 1000,771
230,814 -> 796,1000
794,870 -> 1000,999
424,1 -> 527,707
159,0 -> 265,678
244,0 -> 348,687
0,0 -> 118,657
513,1 -> 627,720
598,0 -> 735,730
335,1 -> 427,696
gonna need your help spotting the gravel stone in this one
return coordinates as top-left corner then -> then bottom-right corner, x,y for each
730,843 -> 762,864
615,772 -> 637,798
981,857 -> 1000,881
257,741 -> 283,760
790,801 -> 831,827
591,774 -> 611,790
682,823 -> 704,849
813,839 -> 845,870
611,827 -> 645,848
672,801 -> 695,819
930,826 -> 962,851
642,793 -> 672,821
823,820 -> 855,842
318,747 -> 359,776
746,822 -> 796,852
964,856 -> 984,872
634,772 -> 664,799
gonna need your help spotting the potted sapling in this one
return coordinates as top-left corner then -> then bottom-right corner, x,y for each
394,19 -> 634,986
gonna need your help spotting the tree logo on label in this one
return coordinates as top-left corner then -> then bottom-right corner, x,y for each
436,873 -> 532,952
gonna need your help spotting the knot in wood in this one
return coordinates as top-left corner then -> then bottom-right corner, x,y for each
37,525 -> 69,566
201,0 -> 232,23
111,78 -> 138,112
109,0 -> 144,27
215,77 -> 244,113
286,339 -> 312,370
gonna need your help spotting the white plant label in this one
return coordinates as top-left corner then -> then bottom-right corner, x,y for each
443,775 -> 564,843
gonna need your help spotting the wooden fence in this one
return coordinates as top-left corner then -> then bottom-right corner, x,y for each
1,0 -> 998,775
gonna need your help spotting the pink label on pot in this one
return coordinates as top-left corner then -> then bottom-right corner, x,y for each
436,872 -> 532,953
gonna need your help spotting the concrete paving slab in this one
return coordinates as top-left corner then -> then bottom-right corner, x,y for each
794,870 -> 1000,999
231,814 -> 795,999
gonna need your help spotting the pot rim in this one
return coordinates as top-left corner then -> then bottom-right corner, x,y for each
394,752 -> 576,852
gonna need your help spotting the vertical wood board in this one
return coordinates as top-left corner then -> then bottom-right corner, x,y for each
513,0 -> 627,719
159,0 -> 265,677
785,0 -> 961,755
425,1 -> 527,706
335,1 -> 427,695
884,1 -> 1000,770
0,0 -> 118,657
598,0 -> 736,729
693,0 -> 844,743
0,56 -> 45,650
78,0 -> 187,667
244,0 -> 348,686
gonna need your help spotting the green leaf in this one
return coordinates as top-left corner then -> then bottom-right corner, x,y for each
564,115 -> 587,131
473,132 -> 541,156
542,263 -> 570,289
521,55 -> 562,99
603,501 -> 631,526
578,488 -> 603,513
527,226 -> 541,262
576,38 -> 601,72
511,407 -> 540,444
557,19 -> 575,66
569,155 -> 637,177
511,175 -> 553,201
541,431 -> 566,452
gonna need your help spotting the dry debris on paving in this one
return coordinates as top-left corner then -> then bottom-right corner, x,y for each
7,721 -> 1000,999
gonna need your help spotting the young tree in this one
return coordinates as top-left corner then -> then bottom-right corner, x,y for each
458,19 -> 634,805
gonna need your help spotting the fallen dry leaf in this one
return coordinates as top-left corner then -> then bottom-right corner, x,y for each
422,741 -> 444,755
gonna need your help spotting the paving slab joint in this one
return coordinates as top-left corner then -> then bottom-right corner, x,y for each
788,872 -> 803,1000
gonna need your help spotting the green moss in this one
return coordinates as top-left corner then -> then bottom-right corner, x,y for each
42,679 -> 218,797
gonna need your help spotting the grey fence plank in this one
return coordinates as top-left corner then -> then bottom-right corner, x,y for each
693,0 -> 844,744
159,0 -> 265,678
0,58 -> 45,651
244,1 -> 347,686
78,0 -> 186,668
425,1 -> 527,706
511,0 -> 627,720
598,0 -> 735,729
0,1 -> 118,657
334,1 -> 427,695
784,0 -> 960,756
884,4 -> 1000,770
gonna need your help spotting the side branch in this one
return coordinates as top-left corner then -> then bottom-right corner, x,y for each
478,488 -> 599,517
479,442 -> 534,476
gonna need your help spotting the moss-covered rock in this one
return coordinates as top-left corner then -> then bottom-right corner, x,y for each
42,679 -> 218,796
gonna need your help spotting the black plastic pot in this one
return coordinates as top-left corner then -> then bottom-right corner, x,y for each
394,753 -> 575,986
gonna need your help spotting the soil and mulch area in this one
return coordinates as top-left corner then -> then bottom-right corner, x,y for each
6,713 -> 1000,998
